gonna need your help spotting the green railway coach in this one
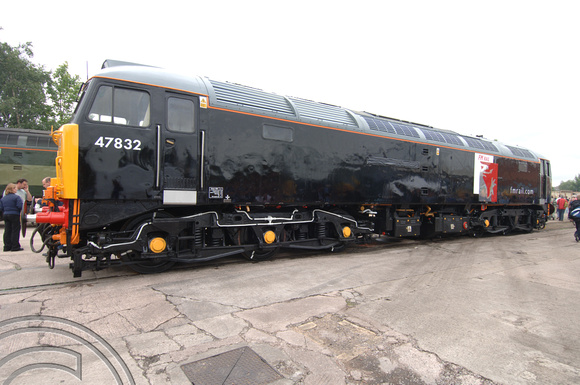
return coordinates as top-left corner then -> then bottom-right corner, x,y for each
0,128 -> 57,198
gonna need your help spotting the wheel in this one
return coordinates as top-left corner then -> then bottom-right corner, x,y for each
126,255 -> 176,274
120,212 -> 175,274
328,242 -> 347,253
243,248 -> 278,261
231,227 -> 278,261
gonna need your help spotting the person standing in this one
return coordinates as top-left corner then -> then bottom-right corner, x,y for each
42,177 -> 51,190
36,177 -> 52,207
15,179 -> 32,206
0,183 -> 24,251
568,196 -> 580,242
556,195 -> 567,221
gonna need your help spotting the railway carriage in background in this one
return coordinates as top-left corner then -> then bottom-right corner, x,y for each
0,128 -> 57,197
32,60 -> 552,277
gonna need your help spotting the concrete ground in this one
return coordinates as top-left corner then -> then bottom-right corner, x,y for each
0,219 -> 578,384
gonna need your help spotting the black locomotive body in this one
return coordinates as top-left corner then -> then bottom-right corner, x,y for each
33,61 -> 552,277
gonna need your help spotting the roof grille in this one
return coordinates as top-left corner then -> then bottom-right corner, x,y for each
210,80 -> 295,116
462,137 -> 498,152
420,129 -> 464,146
506,145 -> 535,158
289,98 -> 357,126
363,116 -> 420,138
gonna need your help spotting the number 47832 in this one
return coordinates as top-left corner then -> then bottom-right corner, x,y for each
94,136 -> 142,151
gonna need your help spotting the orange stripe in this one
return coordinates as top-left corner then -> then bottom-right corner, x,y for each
0,146 -> 57,153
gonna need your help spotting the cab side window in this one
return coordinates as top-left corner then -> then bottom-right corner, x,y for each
167,97 -> 195,133
88,86 -> 150,127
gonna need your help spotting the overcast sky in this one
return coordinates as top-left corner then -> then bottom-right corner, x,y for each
2,0 -> 578,185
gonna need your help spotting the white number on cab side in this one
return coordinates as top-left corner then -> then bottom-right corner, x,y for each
94,136 -> 142,151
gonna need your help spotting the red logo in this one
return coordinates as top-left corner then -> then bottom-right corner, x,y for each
480,162 -> 498,202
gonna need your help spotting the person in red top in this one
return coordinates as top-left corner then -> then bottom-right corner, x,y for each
556,196 -> 567,221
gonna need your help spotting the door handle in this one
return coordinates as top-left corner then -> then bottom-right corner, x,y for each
200,130 -> 205,189
156,125 -> 162,188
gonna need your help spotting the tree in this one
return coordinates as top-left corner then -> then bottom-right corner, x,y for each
46,62 -> 82,129
559,175 -> 580,191
0,41 -> 50,129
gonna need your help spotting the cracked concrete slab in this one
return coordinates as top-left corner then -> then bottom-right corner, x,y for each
0,221 -> 579,384
125,330 -> 181,357
236,294 -> 346,333
168,296 -> 241,321
192,313 -> 249,339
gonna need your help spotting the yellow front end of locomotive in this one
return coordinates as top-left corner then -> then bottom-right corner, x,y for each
51,124 -> 79,199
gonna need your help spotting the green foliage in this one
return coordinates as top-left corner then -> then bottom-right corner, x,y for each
0,41 -> 51,129
558,175 -> 580,191
0,38 -> 81,130
47,62 -> 82,128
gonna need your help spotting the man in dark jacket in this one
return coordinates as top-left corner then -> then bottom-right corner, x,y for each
568,195 -> 580,242
0,183 -> 24,251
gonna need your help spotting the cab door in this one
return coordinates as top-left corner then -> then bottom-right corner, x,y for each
160,93 -> 200,205
540,159 -> 552,204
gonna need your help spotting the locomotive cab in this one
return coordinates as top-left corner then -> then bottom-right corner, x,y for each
35,73 -> 207,274
78,78 -> 202,207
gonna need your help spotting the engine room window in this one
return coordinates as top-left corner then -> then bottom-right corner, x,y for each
7,135 -> 18,145
263,124 -> 293,142
167,97 -> 195,133
88,86 -> 150,127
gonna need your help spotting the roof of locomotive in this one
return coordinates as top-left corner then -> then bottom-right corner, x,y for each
96,61 -> 542,162
0,127 -> 53,136
0,127 -> 57,149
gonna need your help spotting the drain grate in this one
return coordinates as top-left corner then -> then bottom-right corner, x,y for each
181,346 -> 283,385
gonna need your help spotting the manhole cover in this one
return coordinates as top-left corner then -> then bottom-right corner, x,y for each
181,346 -> 283,385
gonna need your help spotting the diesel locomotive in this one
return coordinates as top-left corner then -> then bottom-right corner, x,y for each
31,60 -> 552,277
